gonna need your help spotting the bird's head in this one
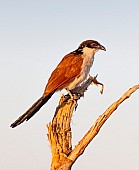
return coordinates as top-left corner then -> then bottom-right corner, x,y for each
79,40 -> 106,51
77,40 -> 106,56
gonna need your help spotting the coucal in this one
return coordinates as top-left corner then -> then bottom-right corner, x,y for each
11,40 -> 106,128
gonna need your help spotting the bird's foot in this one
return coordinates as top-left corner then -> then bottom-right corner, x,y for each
89,74 -> 104,94
66,89 -> 81,100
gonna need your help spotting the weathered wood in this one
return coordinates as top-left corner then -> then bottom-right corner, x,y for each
47,76 -> 139,170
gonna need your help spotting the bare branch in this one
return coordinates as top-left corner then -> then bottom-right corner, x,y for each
47,75 -> 139,169
68,84 -> 139,163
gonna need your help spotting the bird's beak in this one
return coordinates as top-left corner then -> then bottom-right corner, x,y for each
99,45 -> 106,51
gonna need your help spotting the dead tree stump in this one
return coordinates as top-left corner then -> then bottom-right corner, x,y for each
47,76 -> 139,170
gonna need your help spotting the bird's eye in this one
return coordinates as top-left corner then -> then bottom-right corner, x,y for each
90,43 -> 98,48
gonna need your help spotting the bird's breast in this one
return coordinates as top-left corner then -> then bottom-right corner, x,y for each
67,54 -> 94,90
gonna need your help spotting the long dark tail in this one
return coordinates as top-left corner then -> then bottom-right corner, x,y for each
10,92 -> 55,128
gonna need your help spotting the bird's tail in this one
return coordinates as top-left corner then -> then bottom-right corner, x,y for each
10,91 -> 55,128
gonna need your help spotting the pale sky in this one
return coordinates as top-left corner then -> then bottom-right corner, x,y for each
1,0 -> 139,169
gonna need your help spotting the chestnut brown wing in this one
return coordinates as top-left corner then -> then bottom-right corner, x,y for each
43,53 -> 83,95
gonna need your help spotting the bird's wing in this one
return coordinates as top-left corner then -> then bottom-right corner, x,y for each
43,53 -> 83,95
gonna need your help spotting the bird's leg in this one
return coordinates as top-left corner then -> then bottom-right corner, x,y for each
66,88 -> 74,99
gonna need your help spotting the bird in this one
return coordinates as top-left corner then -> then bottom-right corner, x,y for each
10,40 -> 106,128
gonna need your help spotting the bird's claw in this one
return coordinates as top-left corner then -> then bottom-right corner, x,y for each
89,74 -> 104,94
